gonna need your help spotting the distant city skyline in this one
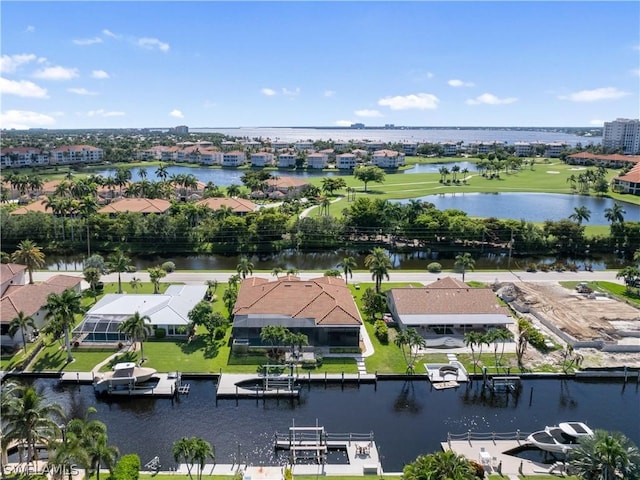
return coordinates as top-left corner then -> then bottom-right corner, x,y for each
1,1 -> 639,130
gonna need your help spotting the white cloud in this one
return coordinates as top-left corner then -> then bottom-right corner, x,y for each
261,88 -> 276,96
87,109 -> 125,117
589,119 -> 605,126
408,70 -> 435,82
466,93 -> 518,105
25,26 -> 35,33
0,110 -> 56,129
0,54 -> 37,74
324,90 -> 335,97
282,87 -> 300,97
102,29 -> 119,39
558,87 -> 630,102
170,109 -> 184,118
378,93 -> 439,110
448,79 -> 474,87
137,37 -> 170,52
354,109 -> 383,118
335,120 -> 353,127
33,66 -> 79,81
632,68 -> 640,77
67,87 -> 97,96
73,37 -> 103,46
0,77 -> 48,98
91,70 -> 110,79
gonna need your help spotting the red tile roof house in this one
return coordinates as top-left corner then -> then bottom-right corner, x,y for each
0,270 -> 81,351
386,277 -> 513,348
231,276 -> 363,348
612,163 -> 640,195
98,198 -> 172,215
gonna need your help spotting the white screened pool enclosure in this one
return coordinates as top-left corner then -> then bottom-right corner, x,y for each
73,285 -> 207,343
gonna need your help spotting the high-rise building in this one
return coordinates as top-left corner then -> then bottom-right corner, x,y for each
171,125 -> 189,134
603,118 -> 640,154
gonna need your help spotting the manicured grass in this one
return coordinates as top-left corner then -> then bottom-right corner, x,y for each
27,341 -> 120,372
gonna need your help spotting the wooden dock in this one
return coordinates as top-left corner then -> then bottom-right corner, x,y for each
60,371 -> 95,383
216,374 -> 299,398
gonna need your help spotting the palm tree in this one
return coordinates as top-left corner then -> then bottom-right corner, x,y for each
107,250 -> 135,294
12,239 -> 46,284
403,450 -> 475,480
147,266 -> 167,294
463,331 -> 483,373
3,385 -> 64,463
192,438 -> 215,480
569,206 -> 592,225
129,276 -> 142,293
9,311 -> 36,354
271,267 -> 284,278
138,167 -> 147,180
226,183 -> 241,197
86,433 -> 119,480
394,328 -> 426,374
454,252 -> 475,282
173,437 -> 196,480
364,247 -> 392,293
569,429 -> 640,480
44,289 -> 85,364
236,256 -> 254,279
118,311 -> 152,363
337,256 -> 357,284
604,203 -> 626,225
83,266 -> 102,303
155,164 -> 169,182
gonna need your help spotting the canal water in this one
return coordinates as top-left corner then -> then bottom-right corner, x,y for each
18,377 -> 640,472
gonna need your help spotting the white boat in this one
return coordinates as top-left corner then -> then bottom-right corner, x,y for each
526,422 -> 593,453
93,362 -> 157,392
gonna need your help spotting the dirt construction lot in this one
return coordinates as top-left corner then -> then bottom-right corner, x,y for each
512,282 -> 640,341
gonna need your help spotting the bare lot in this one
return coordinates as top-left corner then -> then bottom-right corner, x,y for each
512,282 -> 640,341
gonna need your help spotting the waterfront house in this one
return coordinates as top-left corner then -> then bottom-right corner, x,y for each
222,151 -> 247,167
612,163 -> 640,195
336,153 -> 358,170
1,271 -> 81,350
514,142 -> 532,157
231,276 -> 362,348
199,149 -> 224,166
277,153 -> 297,168
73,285 -> 207,342
440,142 -> 460,156
306,153 -> 329,169
565,152 -> 640,168
372,149 -> 405,168
250,152 -> 275,167
386,277 -> 514,338
264,176 -> 309,197
49,145 -> 104,165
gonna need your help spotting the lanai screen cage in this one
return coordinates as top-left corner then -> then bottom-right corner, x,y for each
73,314 -> 129,342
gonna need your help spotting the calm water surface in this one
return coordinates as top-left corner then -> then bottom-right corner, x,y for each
20,378 -> 640,472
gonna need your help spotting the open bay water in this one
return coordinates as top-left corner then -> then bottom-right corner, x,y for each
192,127 -> 598,147
19,377 -> 640,472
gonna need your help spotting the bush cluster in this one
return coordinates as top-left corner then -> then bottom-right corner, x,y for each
374,320 -> 389,343
109,454 -> 140,480
518,318 -> 547,351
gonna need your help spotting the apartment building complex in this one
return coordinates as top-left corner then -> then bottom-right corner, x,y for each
603,118 -> 640,154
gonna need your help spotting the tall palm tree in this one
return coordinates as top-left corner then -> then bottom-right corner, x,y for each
83,266 -> 102,303
173,437 -> 196,480
604,203 -> 626,225
364,247 -> 392,293
147,266 -> 167,294
86,433 -> 119,480
236,256 -> 254,279
107,250 -> 135,294
118,311 -> 152,363
9,311 -> 36,354
44,289 -> 85,364
337,256 -> 357,284
79,195 -> 99,257
271,267 -> 284,278
454,252 -> 475,282
155,164 -> 169,182
463,331 -> 483,374
569,429 -> 640,480
129,276 -> 142,293
192,438 -> 215,480
3,385 -> 64,463
394,328 -> 426,374
569,206 -> 592,225
12,239 -> 46,284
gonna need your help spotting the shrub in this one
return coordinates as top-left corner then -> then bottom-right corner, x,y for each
374,319 -> 389,343
112,454 -> 140,480
518,318 -> 547,351
213,327 -> 226,340
427,262 -> 442,273
526,263 -> 537,272
154,328 -> 166,339
161,261 -> 176,273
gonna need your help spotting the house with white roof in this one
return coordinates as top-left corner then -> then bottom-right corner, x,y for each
372,149 -> 405,168
73,285 -> 207,342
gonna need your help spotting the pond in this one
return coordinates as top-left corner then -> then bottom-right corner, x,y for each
396,193 -> 640,225
13,377 -> 640,472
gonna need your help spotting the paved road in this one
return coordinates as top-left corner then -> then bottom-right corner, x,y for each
34,268 -> 624,286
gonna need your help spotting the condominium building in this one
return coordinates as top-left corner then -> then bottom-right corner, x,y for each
372,149 -> 406,168
250,152 -> 275,167
222,151 -> 247,167
603,118 -> 640,154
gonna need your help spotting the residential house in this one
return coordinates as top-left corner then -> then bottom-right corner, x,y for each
231,276 -> 362,347
73,285 -> 207,341
565,153 -> 640,169
372,149 -> 405,168
306,153 -> 328,169
222,151 -> 247,167
196,197 -> 256,214
612,163 -> 640,195
200,149 -> 224,166
98,198 -> 172,215
9,199 -> 50,215
264,176 -> 310,197
250,152 -> 275,167
386,277 -> 514,337
277,153 -> 297,168
336,153 -> 357,170
1,273 -> 81,349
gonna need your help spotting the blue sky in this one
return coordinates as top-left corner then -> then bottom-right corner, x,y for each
1,1 -> 639,130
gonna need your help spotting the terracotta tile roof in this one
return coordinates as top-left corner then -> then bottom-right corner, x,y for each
98,198 -> 171,214
0,263 -> 27,283
233,276 -> 362,326
373,149 -> 402,157
265,176 -> 310,189
615,163 -> 640,183
196,197 -> 256,213
567,153 -> 640,163
388,276 -> 510,315
10,200 -> 49,215
1,275 -> 81,321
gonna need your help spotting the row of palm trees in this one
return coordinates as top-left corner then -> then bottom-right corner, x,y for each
463,328 -> 515,374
